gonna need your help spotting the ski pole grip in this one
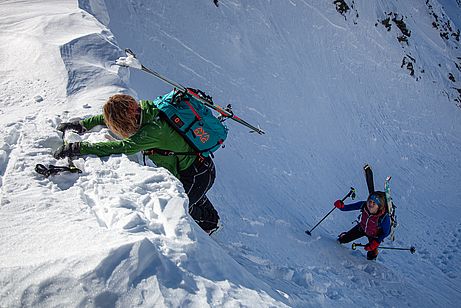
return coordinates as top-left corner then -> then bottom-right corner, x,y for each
125,48 -> 136,57
341,187 -> 356,202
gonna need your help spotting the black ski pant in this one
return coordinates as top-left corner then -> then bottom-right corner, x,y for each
338,224 -> 379,260
179,157 -> 219,232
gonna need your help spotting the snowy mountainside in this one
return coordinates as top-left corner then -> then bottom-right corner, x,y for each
0,1 -> 285,307
0,0 -> 460,307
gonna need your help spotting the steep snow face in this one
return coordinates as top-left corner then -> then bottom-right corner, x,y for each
103,0 -> 461,306
0,1 -> 286,307
0,0 -> 461,307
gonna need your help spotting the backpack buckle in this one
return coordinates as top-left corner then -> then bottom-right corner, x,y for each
197,155 -> 205,164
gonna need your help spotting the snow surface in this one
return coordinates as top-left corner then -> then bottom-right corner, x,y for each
1,0 -> 461,307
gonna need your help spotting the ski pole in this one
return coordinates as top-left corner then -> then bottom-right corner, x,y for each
352,243 -> 416,254
305,187 -> 356,236
121,49 -> 265,135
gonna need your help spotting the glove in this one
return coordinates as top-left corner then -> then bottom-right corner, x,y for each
364,239 -> 380,251
53,142 -> 81,159
334,200 -> 344,209
57,121 -> 85,134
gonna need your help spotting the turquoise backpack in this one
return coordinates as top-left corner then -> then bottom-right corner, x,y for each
148,88 -> 228,157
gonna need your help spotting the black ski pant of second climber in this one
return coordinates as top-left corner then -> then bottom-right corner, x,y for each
179,156 -> 220,234
338,224 -> 379,260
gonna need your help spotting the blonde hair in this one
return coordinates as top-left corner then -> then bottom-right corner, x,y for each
103,94 -> 140,138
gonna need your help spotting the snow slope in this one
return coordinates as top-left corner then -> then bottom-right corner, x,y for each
1,0 -> 461,307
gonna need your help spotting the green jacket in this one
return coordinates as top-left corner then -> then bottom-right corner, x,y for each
79,100 -> 196,178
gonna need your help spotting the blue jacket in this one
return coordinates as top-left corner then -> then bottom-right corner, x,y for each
340,201 -> 391,242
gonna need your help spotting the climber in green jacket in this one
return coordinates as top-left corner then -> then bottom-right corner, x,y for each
54,93 -> 220,234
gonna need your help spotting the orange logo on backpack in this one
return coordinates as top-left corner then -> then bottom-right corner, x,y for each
194,127 -> 210,143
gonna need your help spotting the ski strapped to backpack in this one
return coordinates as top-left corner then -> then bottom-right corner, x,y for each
116,49 -> 265,135
363,163 -> 374,194
385,176 -> 398,241
142,88 -> 228,160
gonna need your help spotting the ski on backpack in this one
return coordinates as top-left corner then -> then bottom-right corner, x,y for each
363,163 -> 374,194
116,49 -> 265,135
385,176 -> 397,241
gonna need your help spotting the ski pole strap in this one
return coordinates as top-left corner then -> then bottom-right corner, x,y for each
343,187 -> 356,201
35,164 -> 82,177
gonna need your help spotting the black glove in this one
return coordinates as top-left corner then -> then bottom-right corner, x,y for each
53,142 -> 81,159
57,121 -> 85,134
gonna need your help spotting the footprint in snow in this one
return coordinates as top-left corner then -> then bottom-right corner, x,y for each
326,288 -> 343,300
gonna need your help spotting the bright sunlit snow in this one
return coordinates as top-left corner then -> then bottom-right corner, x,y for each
1,0 -> 460,307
